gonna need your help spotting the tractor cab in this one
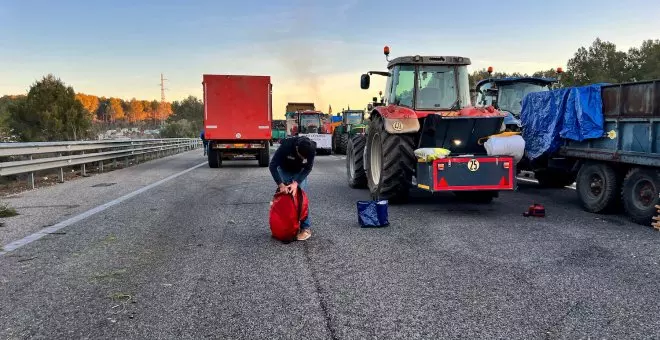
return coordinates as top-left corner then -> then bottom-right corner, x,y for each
360,53 -> 472,113
475,68 -> 562,130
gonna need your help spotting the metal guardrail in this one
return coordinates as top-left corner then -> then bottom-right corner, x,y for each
0,138 -> 202,189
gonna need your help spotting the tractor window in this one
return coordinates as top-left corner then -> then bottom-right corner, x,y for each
346,112 -> 362,124
475,82 -> 496,107
391,65 -> 415,108
415,65 -> 458,110
299,115 -> 321,133
498,82 -> 551,116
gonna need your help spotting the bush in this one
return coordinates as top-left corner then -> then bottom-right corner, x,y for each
159,119 -> 197,138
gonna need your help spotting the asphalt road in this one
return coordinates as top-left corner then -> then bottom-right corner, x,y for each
1,150 -> 659,339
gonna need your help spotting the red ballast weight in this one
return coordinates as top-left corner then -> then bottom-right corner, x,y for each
269,188 -> 309,243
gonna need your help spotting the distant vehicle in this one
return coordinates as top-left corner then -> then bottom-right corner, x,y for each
292,110 -> 333,155
331,109 -> 366,154
474,70 -> 560,131
202,74 -> 272,168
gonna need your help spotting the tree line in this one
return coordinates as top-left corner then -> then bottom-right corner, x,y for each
468,38 -> 660,88
0,37 -> 658,142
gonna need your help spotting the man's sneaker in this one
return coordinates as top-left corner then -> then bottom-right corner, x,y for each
296,229 -> 312,241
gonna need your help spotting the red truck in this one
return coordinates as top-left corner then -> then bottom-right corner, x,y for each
203,74 -> 272,168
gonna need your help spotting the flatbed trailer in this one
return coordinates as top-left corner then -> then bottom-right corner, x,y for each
523,79 -> 660,225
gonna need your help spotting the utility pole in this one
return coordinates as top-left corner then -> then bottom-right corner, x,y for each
159,73 -> 168,128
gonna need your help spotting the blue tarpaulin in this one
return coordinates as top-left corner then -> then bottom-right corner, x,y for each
520,84 -> 606,160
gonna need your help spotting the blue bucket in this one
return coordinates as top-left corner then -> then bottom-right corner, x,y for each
357,200 -> 389,227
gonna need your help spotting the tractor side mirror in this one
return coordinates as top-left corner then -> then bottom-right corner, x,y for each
360,74 -> 370,89
367,103 -> 373,111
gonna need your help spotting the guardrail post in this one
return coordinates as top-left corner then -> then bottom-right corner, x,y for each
58,152 -> 64,183
113,158 -> 117,169
125,156 -> 129,168
99,159 -> 104,173
81,151 -> 87,177
28,155 -> 35,189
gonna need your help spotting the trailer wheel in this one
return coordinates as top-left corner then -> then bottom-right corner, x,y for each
454,191 -> 496,203
535,169 -> 576,188
208,147 -> 221,168
364,114 -> 415,203
576,162 -> 620,213
258,147 -> 270,167
621,167 -> 660,225
346,134 -> 367,188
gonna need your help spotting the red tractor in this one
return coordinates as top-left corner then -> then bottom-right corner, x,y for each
347,46 -> 517,203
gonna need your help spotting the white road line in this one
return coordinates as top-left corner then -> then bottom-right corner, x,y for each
516,177 -> 576,190
0,161 -> 207,257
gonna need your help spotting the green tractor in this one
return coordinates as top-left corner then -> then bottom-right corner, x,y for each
331,109 -> 367,154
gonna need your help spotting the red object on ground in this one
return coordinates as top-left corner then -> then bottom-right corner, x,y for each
523,203 -> 545,217
269,189 -> 309,243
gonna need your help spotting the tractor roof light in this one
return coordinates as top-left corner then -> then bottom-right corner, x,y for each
384,46 -> 390,56
487,66 -> 493,74
556,67 -> 564,74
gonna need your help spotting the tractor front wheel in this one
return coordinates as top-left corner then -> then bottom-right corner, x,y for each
346,134 -> 367,188
364,115 -> 415,203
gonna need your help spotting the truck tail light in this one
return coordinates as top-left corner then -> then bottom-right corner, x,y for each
437,163 -> 445,171
503,161 -> 510,169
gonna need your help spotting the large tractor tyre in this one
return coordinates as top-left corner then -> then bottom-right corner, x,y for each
535,169 -> 576,188
453,191 -> 496,204
576,162 -> 621,213
346,134 -> 367,189
337,133 -> 349,155
257,147 -> 270,167
364,115 -> 416,203
208,147 -> 222,168
621,167 -> 660,225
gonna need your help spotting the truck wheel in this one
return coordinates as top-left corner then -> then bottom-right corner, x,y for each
454,191 -> 496,203
258,147 -> 270,167
576,162 -> 620,213
364,115 -> 415,203
534,169 -> 576,188
331,131 -> 338,153
337,133 -> 349,154
208,148 -> 221,168
346,134 -> 367,188
621,167 -> 660,225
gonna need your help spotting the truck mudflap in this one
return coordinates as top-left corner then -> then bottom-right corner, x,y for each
415,156 -> 516,192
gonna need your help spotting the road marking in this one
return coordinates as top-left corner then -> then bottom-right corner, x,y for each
0,161 -> 207,257
516,177 -> 576,190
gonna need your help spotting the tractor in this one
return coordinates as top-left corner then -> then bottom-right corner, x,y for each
331,109 -> 367,154
292,110 -> 333,155
474,67 -> 561,131
347,46 -> 517,203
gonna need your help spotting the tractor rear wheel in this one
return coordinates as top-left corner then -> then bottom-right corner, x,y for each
364,114 -> 415,203
337,133 -> 349,154
346,134 -> 367,188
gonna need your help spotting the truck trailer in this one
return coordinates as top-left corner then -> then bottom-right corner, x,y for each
520,79 -> 660,226
347,46 -> 516,203
202,74 -> 272,168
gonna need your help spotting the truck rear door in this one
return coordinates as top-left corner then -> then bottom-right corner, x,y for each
203,75 -> 272,141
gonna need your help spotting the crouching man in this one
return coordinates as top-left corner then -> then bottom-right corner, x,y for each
268,136 -> 316,241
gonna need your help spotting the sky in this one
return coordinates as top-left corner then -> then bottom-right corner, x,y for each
1,0 -> 659,118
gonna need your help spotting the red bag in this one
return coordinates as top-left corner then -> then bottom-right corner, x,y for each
269,188 -> 309,243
